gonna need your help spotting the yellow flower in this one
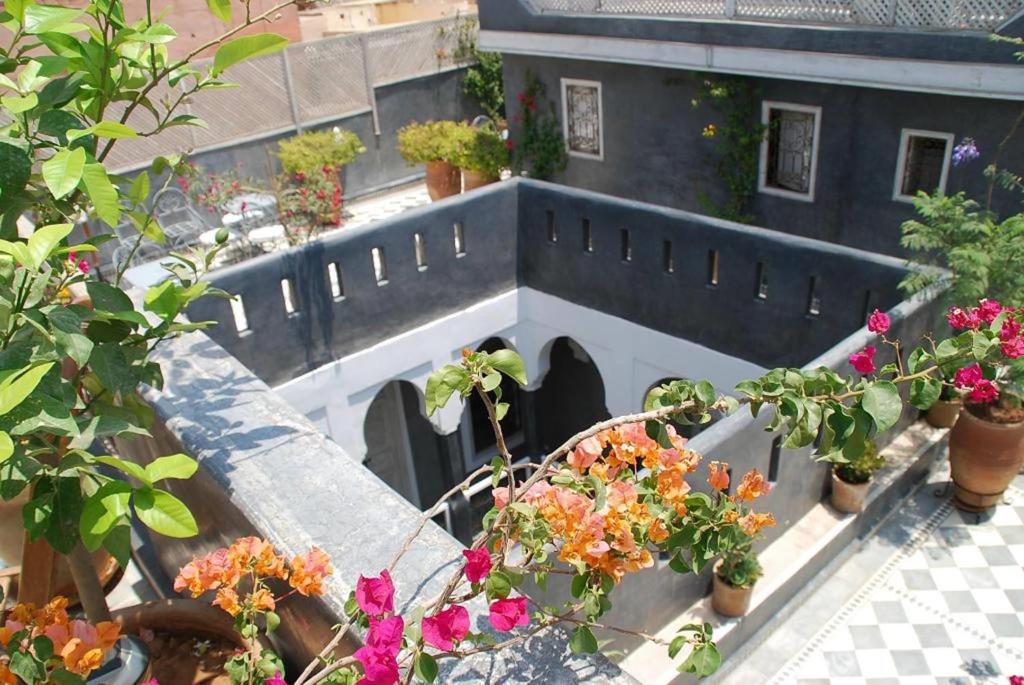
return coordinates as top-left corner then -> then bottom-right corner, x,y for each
702,124 -> 717,138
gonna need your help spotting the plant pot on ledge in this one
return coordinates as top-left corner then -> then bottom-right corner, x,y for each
462,169 -> 499,191
926,397 -> 962,428
831,469 -> 870,514
711,560 -> 754,618
948,401 -> 1024,512
425,160 -> 461,201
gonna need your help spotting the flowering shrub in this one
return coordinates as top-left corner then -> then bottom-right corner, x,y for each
0,597 -> 120,683
277,166 -> 345,243
276,129 -> 365,176
509,72 -> 567,181
177,164 -> 252,214
397,121 -> 465,165
175,538 -> 334,682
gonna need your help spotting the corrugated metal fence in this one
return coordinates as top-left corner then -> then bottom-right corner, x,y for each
105,15 -> 477,173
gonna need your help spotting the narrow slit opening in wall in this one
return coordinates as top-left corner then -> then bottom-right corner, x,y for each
807,276 -> 821,316
372,247 -> 388,285
707,249 -> 720,286
768,436 -> 782,483
280,278 -> 297,315
230,295 -> 249,334
755,262 -> 768,300
662,240 -> 674,274
453,222 -> 465,257
546,210 -> 557,243
414,232 -> 428,271
620,229 -> 631,262
328,262 -> 344,300
582,218 -> 593,253
861,290 -> 873,324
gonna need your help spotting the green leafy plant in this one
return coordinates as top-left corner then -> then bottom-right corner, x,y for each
397,120 -> 465,165
834,440 -> 885,485
690,76 -> 766,223
275,129 -> 366,176
510,72 -> 567,181
717,545 -> 762,589
453,125 -> 509,179
463,50 -> 505,121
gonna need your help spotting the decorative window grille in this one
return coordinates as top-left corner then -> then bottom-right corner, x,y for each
561,78 -> 603,159
893,129 -> 953,202
759,102 -> 821,202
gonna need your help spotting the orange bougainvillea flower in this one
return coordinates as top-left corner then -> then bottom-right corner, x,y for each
0,664 -> 15,685
229,537 -> 288,580
213,587 -> 242,616
289,547 -> 334,596
735,469 -> 772,502
251,587 -> 276,612
707,461 -> 730,491
722,509 -> 739,524
648,517 -> 669,544
738,511 -> 776,536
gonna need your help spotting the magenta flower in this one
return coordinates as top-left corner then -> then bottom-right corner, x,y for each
488,597 -> 530,632
462,548 -> 492,584
947,306 -> 980,331
968,379 -> 999,404
421,605 -> 470,651
356,569 -> 395,618
354,646 -> 400,685
365,615 -> 404,657
1002,337 -> 1024,359
977,298 -> 1003,324
265,674 -> 286,685
1009,676 -> 1023,685
954,363 -> 984,389
867,309 -> 890,334
849,346 -> 876,374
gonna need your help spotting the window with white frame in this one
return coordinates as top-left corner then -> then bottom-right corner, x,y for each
759,102 -> 821,202
893,129 -> 954,202
561,78 -> 603,160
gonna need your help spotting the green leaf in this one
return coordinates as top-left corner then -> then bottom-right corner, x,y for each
86,281 -> 134,313
484,570 -> 512,600
425,365 -> 469,416
971,331 -> 997,361
133,487 -> 198,538
128,171 -> 150,205
47,307 -> 93,367
481,370 -> 501,392
2,93 -> 38,114
0,142 -> 31,197
668,635 -> 688,659
0,432 -> 12,464
79,480 -> 132,551
95,455 -> 152,486
0,363 -> 55,414
206,0 -> 232,23
265,611 -> 281,634
570,573 -> 588,599
80,163 -> 121,226
569,625 -> 598,654
23,4 -> 82,33
68,121 -> 137,141
487,349 -> 528,386
103,524 -> 132,567
27,223 -> 73,270
144,280 -> 180,320
861,381 -> 902,433
145,453 -> 198,482
414,652 -> 438,683
8,651 -> 44,682
935,338 -> 959,364
678,643 -> 722,676
42,147 -> 86,199
494,401 -> 509,421
211,34 -> 288,76
909,377 -> 942,410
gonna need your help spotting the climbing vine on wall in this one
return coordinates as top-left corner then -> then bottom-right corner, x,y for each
511,71 -> 568,181
691,76 -> 766,224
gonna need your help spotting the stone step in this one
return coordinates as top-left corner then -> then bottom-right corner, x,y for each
618,420 -> 949,684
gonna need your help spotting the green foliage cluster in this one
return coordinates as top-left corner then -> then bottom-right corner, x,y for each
511,72 -> 567,181
900,192 -> 1024,308
275,129 -> 366,175
834,440 -> 884,485
453,126 -> 509,178
690,76 -> 766,224
463,51 -> 505,121
717,546 -> 763,589
397,120 -> 465,165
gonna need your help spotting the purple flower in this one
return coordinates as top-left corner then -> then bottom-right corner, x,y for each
951,137 -> 980,166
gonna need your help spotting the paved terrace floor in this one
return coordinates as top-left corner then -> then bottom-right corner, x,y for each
732,462 -> 1024,684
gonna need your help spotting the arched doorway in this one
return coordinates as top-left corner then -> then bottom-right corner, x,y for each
363,380 -> 446,509
535,337 -> 610,453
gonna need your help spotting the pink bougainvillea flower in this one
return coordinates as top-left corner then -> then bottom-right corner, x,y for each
355,569 -> 395,618
462,548 -> 492,584
968,379 -> 999,404
265,673 -> 286,685
488,597 -> 530,632
867,309 -> 890,334
1009,675 -> 1023,685
1002,336 -> 1024,359
947,306 -> 980,331
849,346 -> 876,374
1000,316 -> 1022,341
354,646 -> 400,685
568,435 -> 603,472
365,615 -> 404,657
954,363 -> 984,389
492,487 -> 510,509
977,299 -> 1003,323
421,605 -> 470,652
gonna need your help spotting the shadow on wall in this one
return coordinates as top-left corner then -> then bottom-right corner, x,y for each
535,337 -> 611,452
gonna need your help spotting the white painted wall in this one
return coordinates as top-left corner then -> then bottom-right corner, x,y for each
274,287 -> 766,459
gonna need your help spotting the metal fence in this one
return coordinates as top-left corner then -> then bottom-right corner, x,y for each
523,0 -> 1021,29
105,15 -> 477,173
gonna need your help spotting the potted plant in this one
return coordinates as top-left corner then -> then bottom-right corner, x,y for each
926,382 -> 963,428
712,545 -> 762,618
830,440 -> 885,514
455,125 -> 509,191
276,128 -> 365,188
397,121 -> 464,201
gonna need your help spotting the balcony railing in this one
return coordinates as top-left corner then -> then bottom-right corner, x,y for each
523,0 -> 1021,30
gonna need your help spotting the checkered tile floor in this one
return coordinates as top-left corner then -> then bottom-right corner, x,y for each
342,183 -> 431,231
775,479 -> 1024,684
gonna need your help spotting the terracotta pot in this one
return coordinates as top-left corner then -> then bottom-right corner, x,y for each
830,470 -> 870,514
462,169 -> 498,191
424,160 -> 460,201
926,398 -> 962,428
948,409 -> 1024,511
711,562 -> 754,618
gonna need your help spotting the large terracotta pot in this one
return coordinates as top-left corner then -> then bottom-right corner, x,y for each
948,409 -> 1024,511
926,398 -> 962,428
711,561 -> 753,618
424,160 -> 460,201
830,470 -> 870,514
462,169 -> 498,191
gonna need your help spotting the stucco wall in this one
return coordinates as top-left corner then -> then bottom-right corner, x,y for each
502,54 -> 1024,256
